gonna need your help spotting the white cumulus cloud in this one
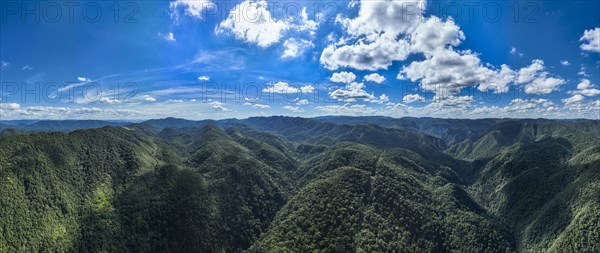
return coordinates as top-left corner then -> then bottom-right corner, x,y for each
282,38 -> 314,58
410,16 -> 464,56
283,105 -> 304,112
330,71 -> 357,83
329,82 -> 374,102
170,0 -> 215,20
253,104 -> 270,109
319,0 -> 426,70
320,35 -> 411,71
263,81 -> 299,94
569,79 -> 600,97
403,94 -> 426,103
516,60 -> 566,94
0,103 -> 21,110
364,73 -> 385,84
216,0 -> 289,48
210,101 -> 229,111
141,95 -> 157,102
300,85 -> 315,93
399,49 -> 502,94
160,32 -> 176,42
296,99 -> 309,105
562,94 -> 585,105
580,27 -> 600,53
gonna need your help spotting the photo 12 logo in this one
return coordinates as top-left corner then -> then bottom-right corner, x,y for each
426,1 -> 539,23
0,1 -> 139,23
1,81 -> 139,104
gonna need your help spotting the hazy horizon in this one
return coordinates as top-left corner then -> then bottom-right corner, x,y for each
1,115 -> 599,122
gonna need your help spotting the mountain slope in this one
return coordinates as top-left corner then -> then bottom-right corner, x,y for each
0,117 -> 598,252
252,151 -> 515,252
0,127 -> 160,252
470,137 -> 600,252
447,121 -> 600,161
0,120 -> 128,132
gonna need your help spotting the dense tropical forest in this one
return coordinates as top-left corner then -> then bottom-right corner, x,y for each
0,116 -> 598,252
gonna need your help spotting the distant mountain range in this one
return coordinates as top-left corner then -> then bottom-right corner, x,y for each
0,116 -> 593,135
0,116 -> 598,252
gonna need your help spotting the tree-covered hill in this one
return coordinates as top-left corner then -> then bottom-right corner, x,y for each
470,137 -> 600,252
0,120 -> 128,132
252,150 -> 515,252
447,120 -> 600,161
0,117 -> 598,252
0,127 -> 160,252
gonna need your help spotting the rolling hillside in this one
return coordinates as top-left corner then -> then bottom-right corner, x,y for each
0,117 -> 598,252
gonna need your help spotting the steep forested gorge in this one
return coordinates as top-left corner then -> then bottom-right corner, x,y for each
0,117 -> 598,252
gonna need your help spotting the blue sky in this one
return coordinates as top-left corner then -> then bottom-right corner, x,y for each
0,0 -> 599,120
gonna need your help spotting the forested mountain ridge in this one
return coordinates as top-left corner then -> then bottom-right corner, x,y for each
0,120 -> 128,132
0,117 -> 598,252
447,120 -> 600,161
0,127 -> 161,252
470,137 -> 600,252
